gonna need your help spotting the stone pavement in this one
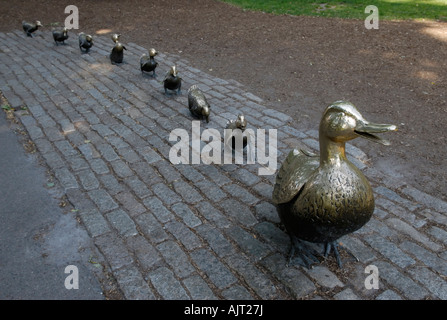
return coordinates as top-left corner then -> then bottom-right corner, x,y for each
0,110 -> 104,300
0,29 -> 446,300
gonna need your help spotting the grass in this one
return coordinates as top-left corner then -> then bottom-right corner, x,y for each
219,0 -> 447,21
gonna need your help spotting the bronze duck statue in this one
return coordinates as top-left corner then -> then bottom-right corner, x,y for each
111,33 -> 121,43
140,48 -> 158,77
110,42 -> 127,64
188,85 -> 210,123
22,20 -> 43,37
52,27 -> 68,45
79,33 -> 93,53
225,114 -> 248,150
272,101 -> 397,268
163,66 -> 182,95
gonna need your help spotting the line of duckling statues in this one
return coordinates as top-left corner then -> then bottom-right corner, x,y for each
22,21 -> 398,269
24,21 -> 213,124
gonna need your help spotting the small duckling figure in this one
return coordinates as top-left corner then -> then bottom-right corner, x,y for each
110,42 -> 127,64
273,101 -> 397,268
140,48 -> 158,77
52,27 -> 68,45
188,85 -> 210,123
163,66 -> 182,95
111,33 -> 121,43
22,21 -> 43,37
225,114 -> 248,150
79,32 -> 93,53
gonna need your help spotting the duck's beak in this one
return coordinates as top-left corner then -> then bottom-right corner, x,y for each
354,120 -> 397,146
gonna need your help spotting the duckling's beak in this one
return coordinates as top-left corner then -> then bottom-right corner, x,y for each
354,121 -> 397,146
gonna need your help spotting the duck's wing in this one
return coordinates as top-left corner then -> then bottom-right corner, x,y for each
272,148 -> 319,204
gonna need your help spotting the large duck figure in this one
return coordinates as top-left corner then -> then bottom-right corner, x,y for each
273,101 -> 397,268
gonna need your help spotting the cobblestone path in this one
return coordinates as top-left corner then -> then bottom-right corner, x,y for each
1,30 -> 446,300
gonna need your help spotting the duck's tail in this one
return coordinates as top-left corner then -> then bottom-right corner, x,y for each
188,84 -> 199,94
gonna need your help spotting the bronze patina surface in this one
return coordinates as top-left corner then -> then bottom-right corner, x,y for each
140,48 -> 158,77
22,21 -> 42,37
52,27 -> 68,45
187,85 -> 210,123
78,32 -> 93,53
110,42 -> 127,64
273,101 -> 397,267
111,33 -> 121,43
225,114 -> 248,150
163,65 -> 182,95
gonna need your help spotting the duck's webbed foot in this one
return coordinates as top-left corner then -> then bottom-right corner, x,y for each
324,241 -> 359,268
287,235 -> 320,269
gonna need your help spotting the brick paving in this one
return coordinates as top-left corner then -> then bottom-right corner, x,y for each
1,29 -> 447,300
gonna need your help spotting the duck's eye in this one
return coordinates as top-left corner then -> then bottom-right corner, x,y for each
328,114 -> 347,131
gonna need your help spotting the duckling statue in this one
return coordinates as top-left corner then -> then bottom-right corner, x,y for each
110,42 -> 127,64
22,20 -> 43,37
272,101 -> 397,268
225,114 -> 248,150
140,48 -> 158,77
79,33 -> 93,53
188,85 -> 211,123
163,66 -> 182,95
111,33 -> 121,43
52,27 -> 68,45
